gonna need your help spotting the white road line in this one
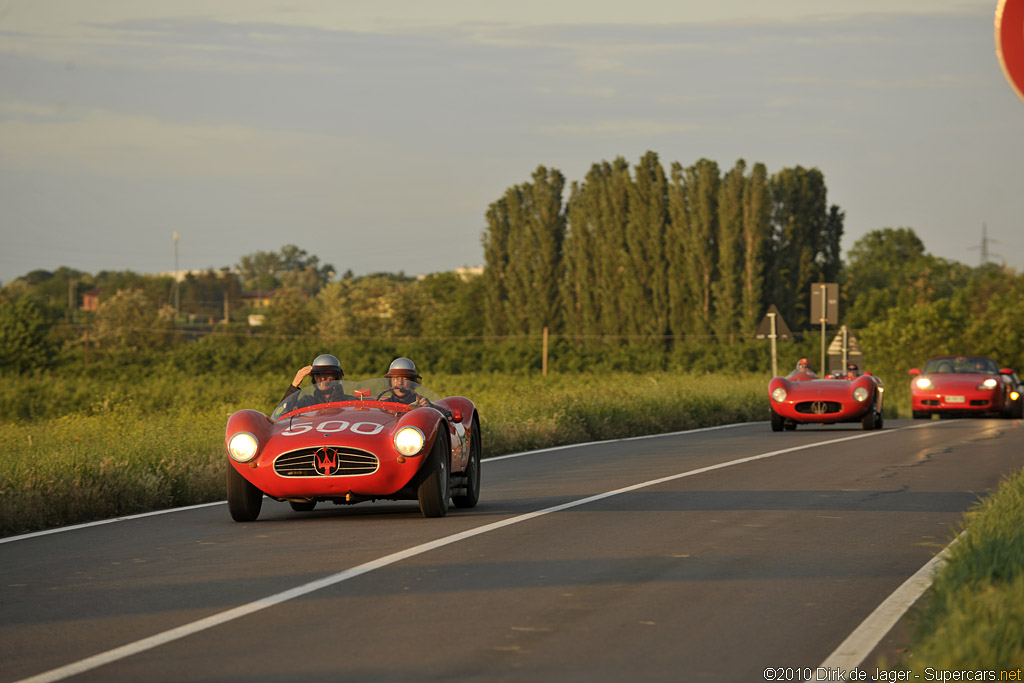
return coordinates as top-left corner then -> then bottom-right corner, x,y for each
818,534 -> 962,671
17,424 -> 921,683
0,503 -> 225,545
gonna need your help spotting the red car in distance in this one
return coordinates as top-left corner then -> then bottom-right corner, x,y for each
768,368 -> 885,432
909,355 -> 1021,419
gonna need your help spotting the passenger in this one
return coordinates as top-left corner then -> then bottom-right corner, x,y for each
787,357 -> 818,379
281,354 -> 351,405
382,357 -> 431,407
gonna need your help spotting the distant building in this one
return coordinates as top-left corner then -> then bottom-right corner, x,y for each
82,288 -> 103,312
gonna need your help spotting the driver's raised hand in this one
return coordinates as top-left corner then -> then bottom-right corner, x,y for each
291,365 -> 313,388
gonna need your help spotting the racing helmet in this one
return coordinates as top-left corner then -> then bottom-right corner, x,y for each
310,353 -> 343,380
797,357 -> 811,369
385,357 -> 421,382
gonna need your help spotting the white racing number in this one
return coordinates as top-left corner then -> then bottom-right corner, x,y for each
281,420 -> 385,436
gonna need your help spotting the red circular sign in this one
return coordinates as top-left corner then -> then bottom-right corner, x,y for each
996,0 -> 1024,102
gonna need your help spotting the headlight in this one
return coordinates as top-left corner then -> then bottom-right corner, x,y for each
915,377 -> 934,390
228,432 -> 259,462
394,426 -> 425,456
979,378 -> 998,389
1012,391 -> 1020,401
771,387 -> 787,403
853,386 -> 869,402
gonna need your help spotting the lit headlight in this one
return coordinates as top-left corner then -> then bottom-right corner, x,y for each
915,377 -> 934,390
771,387 -> 787,403
394,426 -> 425,456
979,378 -> 998,389
853,386 -> 869,402
228,432 -> 259,462
1012,391 -> 1020,401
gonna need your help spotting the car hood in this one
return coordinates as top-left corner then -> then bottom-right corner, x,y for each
921,373 -> 995,390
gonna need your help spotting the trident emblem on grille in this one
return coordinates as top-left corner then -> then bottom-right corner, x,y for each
810,401 -> 828,414
313,447 -> 340,476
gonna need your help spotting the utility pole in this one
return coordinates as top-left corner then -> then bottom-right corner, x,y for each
173,230 -> 180,317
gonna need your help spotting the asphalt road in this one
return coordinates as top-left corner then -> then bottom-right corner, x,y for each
2,418 -> 1022,683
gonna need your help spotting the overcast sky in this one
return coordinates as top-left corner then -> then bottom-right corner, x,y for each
1,0 -> 1022,284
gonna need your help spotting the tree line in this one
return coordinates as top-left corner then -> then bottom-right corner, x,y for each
2,150 -> 1023,382
483,152 -> 844,341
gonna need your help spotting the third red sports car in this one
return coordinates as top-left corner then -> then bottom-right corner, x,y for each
909,355 -> 1020,419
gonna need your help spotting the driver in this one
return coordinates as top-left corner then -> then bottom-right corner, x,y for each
383,357 -> 430,407
281,354 -> 351,405
846,363 -> 860,378
787,357 -> 818,379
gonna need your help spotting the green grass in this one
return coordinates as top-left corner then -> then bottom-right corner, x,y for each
902,469 -> 1024,670
0,371 -> 766,537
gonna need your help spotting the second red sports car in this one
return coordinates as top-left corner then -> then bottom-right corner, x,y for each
909,355 -> 1020,419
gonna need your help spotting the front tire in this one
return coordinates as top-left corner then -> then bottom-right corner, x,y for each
861,409 -> 877,430
417,430 -> 450,518
452,416 -> 481,509
770,409 -> 784,432
227,464 -> 263,522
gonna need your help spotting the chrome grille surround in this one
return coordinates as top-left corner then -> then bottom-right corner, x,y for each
273,446 -> 379,477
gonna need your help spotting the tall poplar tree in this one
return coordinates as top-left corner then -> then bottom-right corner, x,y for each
741,162 -> 771,334
768,166 -> 844,329
482,197 -> 512,336
623,151 -> 670,338
712,159 -> 745,340
672,158 -> 720,336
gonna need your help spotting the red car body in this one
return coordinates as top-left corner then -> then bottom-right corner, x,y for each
909,356 -> 1020,419
768,371 -> 884,431
224,378 -> 481,521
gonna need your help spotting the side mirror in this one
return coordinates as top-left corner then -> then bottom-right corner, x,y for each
909,368 -> 920,376
1000,368 -> 1014,375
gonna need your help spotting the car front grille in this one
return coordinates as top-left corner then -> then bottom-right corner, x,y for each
795,401 -> 842,415
274,447 -> 379,477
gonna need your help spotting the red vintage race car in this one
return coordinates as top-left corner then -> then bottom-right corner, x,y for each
909,355 -> 1020,419
768,371 -> 884,431
224,377 -> 481,521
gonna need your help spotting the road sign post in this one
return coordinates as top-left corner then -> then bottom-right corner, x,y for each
755,304 -> 792,377
810,283 -> 839,376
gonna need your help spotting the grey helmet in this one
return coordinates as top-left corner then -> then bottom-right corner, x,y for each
385,357 -> 421,381
311,354 -> 343,379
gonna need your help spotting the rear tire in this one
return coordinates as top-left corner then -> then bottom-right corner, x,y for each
452,416 -> 481,509
227,464 -> 263,522
417,431 -> 450,518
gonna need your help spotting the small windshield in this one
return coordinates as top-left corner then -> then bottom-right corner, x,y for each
923,356 -> 997,375
271,378 -> 443,421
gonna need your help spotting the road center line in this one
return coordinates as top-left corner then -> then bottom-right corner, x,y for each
19,423 -> 933,683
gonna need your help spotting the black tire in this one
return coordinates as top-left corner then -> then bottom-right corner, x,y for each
227,464 -> 263,522
452,416 -> 481,509
770,409 -> 784,432
417,430 -> 450,518
861,409 -> 877,430
784,421 -> 797,431
289,500 -> 316,512
875,411 -> 884,430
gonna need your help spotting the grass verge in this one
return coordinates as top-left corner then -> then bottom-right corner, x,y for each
0,371 -> 765,537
